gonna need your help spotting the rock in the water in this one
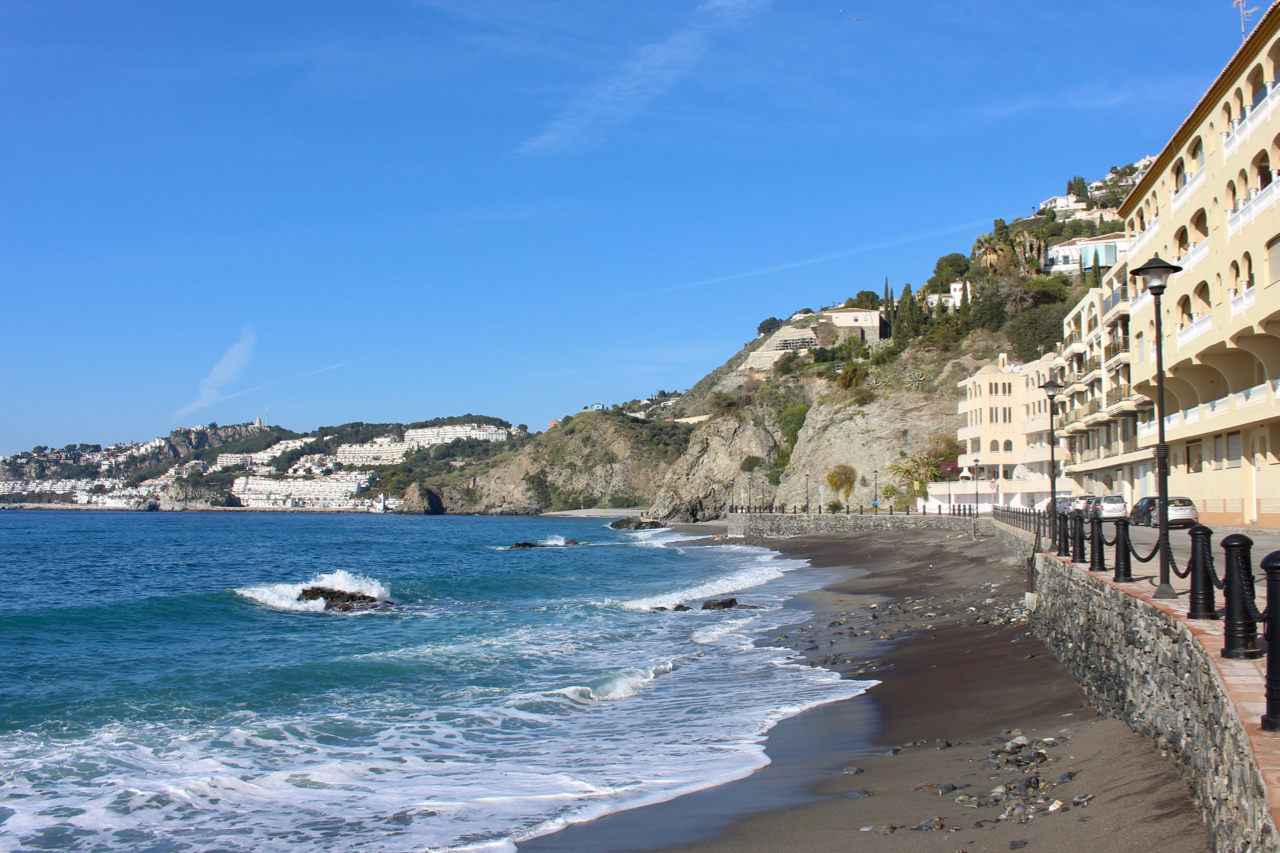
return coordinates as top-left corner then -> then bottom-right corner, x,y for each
510,542 -> 540,549
297,587 -> 381,611
564,539 -> 583,546
608,516 -> 667,531
701,598 -> 738,610
672,604 -> 692,612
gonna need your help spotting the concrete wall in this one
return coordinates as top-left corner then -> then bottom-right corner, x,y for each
992,518 -> 1277,853
727,511 -> 987,537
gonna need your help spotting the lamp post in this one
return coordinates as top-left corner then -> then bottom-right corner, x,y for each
1041,378 -> 1063,550
805,471 -> 811,513
974,457 -> 980,512
1131,255 -> 1183,599
873,469 -> 879,512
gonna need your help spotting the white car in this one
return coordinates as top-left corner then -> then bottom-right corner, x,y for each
1166,497 -> 1200,528
1070,495 -> 1091,515
1096,495 -> 1128,519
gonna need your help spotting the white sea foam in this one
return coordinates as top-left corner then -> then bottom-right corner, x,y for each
235,570 -> 390,612
1,528 -> 876,853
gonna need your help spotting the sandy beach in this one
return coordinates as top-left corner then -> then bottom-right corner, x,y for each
519,528 -> 1211,853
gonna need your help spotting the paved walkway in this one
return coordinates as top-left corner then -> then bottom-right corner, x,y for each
1022,520 -> 1280,840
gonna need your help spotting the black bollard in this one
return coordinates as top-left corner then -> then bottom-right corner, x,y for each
1222,534 -> 1263,660
889,505 -> 894,515
1089,516 -> 1106,572
1057,514 -> 1070,558
1112,518 -> 1134,583
1071,514 -> 1086,563
1187,525 -> 1218,620
1260,551 -> 1280,731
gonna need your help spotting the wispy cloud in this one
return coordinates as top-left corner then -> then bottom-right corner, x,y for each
176,326 -> 256,417
519,0 -> 769,155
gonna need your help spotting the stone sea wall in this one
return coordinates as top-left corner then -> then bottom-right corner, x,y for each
727,512 -> 988,538
992,519 -> 1277,853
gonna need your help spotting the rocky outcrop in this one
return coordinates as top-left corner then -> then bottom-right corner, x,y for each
297,587 -> 387,611
650,383 -> 963,522
648,412 -> 783,522
432,412 -> 690,515
159,478 -> 228,511
608,516 -> 667,530
397,482 -> 445,515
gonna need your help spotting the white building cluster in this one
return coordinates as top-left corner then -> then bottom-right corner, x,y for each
404,423 -> 512,446
231,471 -> 375,509
214,437 -> 319,470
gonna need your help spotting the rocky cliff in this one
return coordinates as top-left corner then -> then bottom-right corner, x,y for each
425,411 -> 693,515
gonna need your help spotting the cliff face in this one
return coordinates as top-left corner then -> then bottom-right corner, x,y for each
649,376 -> 968,522
430,412 -> 691,515
164,423 -> 272,458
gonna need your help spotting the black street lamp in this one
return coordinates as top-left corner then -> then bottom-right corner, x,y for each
873,469 -> 879,512
1040,377 -> 1063,549
1131,255 -> 1183,599
974,456 -> 980,511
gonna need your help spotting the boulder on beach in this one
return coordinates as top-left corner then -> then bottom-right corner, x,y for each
701,598 -> 737,610
608,516 -> 667,531
297,586 -> 384,611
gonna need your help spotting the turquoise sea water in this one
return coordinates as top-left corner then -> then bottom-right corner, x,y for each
0,512 -> 871,852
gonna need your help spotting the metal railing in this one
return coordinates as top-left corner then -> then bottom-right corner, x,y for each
1104,339 -> 1130,362
727,503 -> 980,517
998,508 -> 1280,735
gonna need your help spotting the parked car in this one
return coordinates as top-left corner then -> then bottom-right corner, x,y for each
1128,496 -> 1199,527
1129,497 -> 1157,526
1167,497 -> 1200,528
1070,495 -> 1092,516
1052,497 -> 1073,516
1096,495 -> 1128,519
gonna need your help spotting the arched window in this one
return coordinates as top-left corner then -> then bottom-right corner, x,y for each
1003,440 -> 1014,452
1192,209 -> 1209,241
1190,138 -> 1205,171
1173,158 -> 1187,190
1256,150 -> 1273,188
990,440 -> 1000,453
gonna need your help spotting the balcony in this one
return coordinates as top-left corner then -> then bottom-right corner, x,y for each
1227,178 -> 1280,237
1104,338 -> 1130,364
1170,167 -> 1205,213
1020,445 -> 1055,465
1082,356 -> 1101,378
1105,385 -> 1133,411
1130,287 -> 1154,314
1061,329 -> 1084,353
1223,79 -> 1280,161
1177,313 -> 1212,349
1230,285 -> 1256,318
1174,239 -> 1209,277
1203,396 -> 1230,420
1129,216 -> 1159,256
1102,287 -> 1130,317
1139,419 -> 1158,438
1235,382 -> 1271,409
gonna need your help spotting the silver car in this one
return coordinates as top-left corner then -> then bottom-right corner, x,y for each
1166,497 -> 1199,528
1096,495 -> 1128,519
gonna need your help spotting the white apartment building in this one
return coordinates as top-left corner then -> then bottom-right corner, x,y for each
231,471 -> 373,509
1044,234 -> 1130,273
403,424 -> 512,447
335,436 -> 410,466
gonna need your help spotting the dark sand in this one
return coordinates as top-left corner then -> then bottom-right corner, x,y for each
518,529 -> 1211,853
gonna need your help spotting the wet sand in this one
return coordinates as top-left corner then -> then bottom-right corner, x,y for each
518,529 -> 1211,853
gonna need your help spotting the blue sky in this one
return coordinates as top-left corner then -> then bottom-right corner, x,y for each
0,0 -> 1257,453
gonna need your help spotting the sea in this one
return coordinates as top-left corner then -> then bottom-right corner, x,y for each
0,511 -> 875,853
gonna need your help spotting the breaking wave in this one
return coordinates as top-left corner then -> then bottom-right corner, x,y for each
235,570 -> 391,612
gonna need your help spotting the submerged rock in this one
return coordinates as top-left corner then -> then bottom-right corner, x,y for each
701,598 -> 738,610
297,587 -> 384,611
510,542 -> 540,549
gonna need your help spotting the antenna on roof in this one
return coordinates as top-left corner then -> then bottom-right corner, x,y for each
1234,0 -> 1260,43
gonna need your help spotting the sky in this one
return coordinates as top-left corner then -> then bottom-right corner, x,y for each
0,0 -> 1261,453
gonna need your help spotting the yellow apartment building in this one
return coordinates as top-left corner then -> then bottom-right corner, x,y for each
1107,5 -> 1280,526
947,353 -> 1062,511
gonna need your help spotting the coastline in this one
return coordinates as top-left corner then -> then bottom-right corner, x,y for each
518,528 -> 1212,853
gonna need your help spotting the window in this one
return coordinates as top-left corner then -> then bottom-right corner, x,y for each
1268,234 -> 1280,286
1004,407 -> 1013,423
990,440 -> 1000,453
1187,440 -> 1203,473
1003,440 -> 1014,452
1136,332 -> 1144,361
1214,434 -> 1225,468
1227,431 -> 1243,468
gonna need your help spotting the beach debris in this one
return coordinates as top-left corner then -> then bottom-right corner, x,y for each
842,765 -> 865,775
859,825 -> 874,831
1011,841 -> 1029,850
936,738 -> 952,749
846,787 -> 874,798
912,782 -> 939,791
879,824 -> 899,835
909,816 -> 946,832
700,598 -> 737,610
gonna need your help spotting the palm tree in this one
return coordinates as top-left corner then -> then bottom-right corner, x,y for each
971,234 -> 1002,274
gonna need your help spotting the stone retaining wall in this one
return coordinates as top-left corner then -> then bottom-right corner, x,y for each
991,519 -> 1277,853
726,512 -> 988,538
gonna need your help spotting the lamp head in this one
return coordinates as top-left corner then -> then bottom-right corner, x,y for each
1040,378 -> 1063,396
1130,255 -> 1182,296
